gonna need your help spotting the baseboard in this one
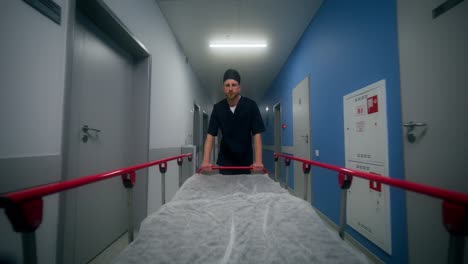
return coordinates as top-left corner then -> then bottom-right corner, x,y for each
313,208 -> 384,264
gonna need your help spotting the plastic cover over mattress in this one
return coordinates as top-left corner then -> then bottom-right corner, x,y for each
113,174 -> 369,264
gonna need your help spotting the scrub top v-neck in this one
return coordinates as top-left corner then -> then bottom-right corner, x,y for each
207,96 -> 265,168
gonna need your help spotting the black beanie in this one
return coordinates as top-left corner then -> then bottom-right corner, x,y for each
223,69 -> 241,84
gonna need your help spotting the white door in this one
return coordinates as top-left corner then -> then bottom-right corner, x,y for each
397,1 -> 468,263
293,76 -> 311,202
65,13 -> 133,264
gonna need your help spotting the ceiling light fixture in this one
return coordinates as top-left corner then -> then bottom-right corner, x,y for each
209,43 -> 267,48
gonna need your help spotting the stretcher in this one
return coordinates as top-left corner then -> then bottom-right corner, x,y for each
1,153 -> 467,263
113,172 -> 369,263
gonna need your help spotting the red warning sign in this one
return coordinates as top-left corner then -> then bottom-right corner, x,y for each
367,95 -> 378,114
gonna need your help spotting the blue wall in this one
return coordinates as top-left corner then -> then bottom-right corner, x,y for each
260,1 -> 407,263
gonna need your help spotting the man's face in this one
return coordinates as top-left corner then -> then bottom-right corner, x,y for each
223,79 -> 241,100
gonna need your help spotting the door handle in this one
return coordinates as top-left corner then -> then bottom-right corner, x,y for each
81,125 -> 101,143
300,134 -> 309,143
403,121 -> 427,143
82,125 -> 101,133
403,122 -> 427,128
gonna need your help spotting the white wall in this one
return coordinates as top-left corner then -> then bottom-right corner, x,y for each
0,1 -> 68,263
102,0 -> 211,150
0,0 -> 68,159
103,0 -> 212,217
0,0 -> 210,263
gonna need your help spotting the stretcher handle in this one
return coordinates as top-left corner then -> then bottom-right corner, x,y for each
197,166 -> 268,174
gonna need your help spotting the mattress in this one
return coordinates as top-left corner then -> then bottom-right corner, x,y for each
113,173 -> 370,264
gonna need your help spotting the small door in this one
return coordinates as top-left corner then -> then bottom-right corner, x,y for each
193,104 -> 201,167
398,1 -> 468,263
66,13 -> 133,264
292,76 -> 312,202
202,111 -> 209,149
274,103 -> 282,182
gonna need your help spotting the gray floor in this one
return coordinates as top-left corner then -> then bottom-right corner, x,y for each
88,233 -> 128,264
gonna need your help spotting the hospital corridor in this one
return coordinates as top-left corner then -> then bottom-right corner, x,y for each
1,0 -> 467,263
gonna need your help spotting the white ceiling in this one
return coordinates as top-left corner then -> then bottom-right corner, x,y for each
156,0 -> 323,103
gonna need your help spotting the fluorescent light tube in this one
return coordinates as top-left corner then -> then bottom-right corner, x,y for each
209,43 -> 267,48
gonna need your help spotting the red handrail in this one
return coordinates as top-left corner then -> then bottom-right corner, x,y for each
0,153 -> 192,205
274,153 -> 468,205
0,153 -> 193,264
197,166 -> 268,174
274,152 -> 468,263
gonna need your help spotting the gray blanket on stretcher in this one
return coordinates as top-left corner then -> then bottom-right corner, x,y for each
113,174 -> 369,264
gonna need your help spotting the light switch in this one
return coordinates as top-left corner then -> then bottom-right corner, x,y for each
315,150 -> 320,157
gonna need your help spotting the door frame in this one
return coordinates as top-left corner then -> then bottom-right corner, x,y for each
292,76 -> 312,202
273,102 -> 282,183
58,0 -> 151,263
397,1 -> 468,262
202,111 -> 209,151
192,103 -> 201,167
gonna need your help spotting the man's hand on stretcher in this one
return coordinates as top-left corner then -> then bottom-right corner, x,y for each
199,161 -> 213,173
251,162 -> 264,172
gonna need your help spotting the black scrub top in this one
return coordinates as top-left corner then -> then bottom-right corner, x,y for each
208,96 -> 265,167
